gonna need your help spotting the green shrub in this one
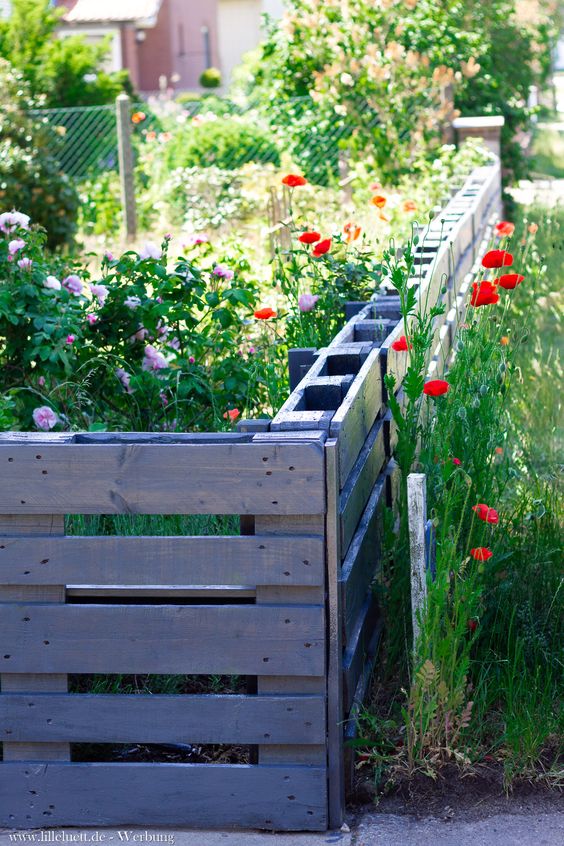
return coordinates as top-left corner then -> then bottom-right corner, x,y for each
199,67 -> 222,89
164,118 -> 280,171
0,60 -> 79,248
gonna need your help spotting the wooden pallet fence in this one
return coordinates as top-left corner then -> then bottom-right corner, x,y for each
0,431 -> 328,831
0,159 -> 502,833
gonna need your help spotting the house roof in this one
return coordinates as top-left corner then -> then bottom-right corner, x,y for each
63,0 -> 162,24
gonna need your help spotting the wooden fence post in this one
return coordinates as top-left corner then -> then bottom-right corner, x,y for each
407,473 -> 428,648
116,93 -> 137,240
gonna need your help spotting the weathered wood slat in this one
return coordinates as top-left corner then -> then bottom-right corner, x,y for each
330,348 -> 383,486
0,604 -> 324,676
0,762 -> 327,830
342,595 -> 382,712
0,535 -> 324,587
0,443 -> 325,515
0,514 -> 69,763
339,475 -> 386,644
339,419 -> 385,557
0,693 -> 325,745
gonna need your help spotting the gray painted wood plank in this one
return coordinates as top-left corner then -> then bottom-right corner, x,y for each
0,603 -> 324,676
0,762 -> 327,830
339,419 -> 385,557
0,693 -> 325,745
0,514 -> 69,763
0,535 -> 324,587
339,475 -> 386,644
342,595 -> 382,712
0,443 -> 325,515
329,348 -> 383,486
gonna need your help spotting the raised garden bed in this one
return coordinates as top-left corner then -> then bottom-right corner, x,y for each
0,160 -> 502,831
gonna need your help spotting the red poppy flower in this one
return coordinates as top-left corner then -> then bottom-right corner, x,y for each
481,250 -> 513,269
343,222 -> 362,242
131,111 -> 146,124
282,174 -> 307,187
391,335 -> 410,351
298,231 -> 321,244
451,457 -> 462,466
254,307 -> 277,320
223,408 -> 240,422
494,221 -> 515,238
371,195 -> 387,209
423,379 -> 449,397
312,238 -> 332,257
470,547 -> 493,561
496,273 -> 524,290
472,504 -> 499,525
467,619 -> 478,633
470,280 -> 500,307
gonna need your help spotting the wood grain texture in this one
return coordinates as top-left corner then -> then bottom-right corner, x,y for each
0,514 -> 69,763
0,443 -> 325,515
329,348 -> 383,487
0,604 -> 325,676
0,762 -> 327,830
0,535 -> 324,588
339,475 -> 386,644
0,693 -> 325,745
339,419 -> 385,557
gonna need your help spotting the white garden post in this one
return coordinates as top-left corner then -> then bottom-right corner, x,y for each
407,472 -> 428,648
116,93 -> 137,240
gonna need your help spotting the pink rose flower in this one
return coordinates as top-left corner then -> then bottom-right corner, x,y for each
139,241 -> 162,260
212,264 -> 234,280
17,257 -> 32,271
90,284 -> 109,305
44,275 -> 61,291
104,250 -> 115,262
32,405 -> 58,431
115,368 -> 133,393
0,211 -> 30,233
142,344 -> 168,371
298,293 -> 319,312
63,274 -> 83,296
124,296 -> 141,309
38,376 -> 46,387
8,238 -> 25,255
66,335 -> 75,344
86,314 -> 98,325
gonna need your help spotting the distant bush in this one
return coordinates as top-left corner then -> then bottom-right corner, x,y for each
199,67 -> 222,89
164,118 -> 280,171
0,60 -> 79,248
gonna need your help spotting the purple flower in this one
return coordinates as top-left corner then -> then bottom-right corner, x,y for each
298,293 -> 319,312
66,334 -> 75,345
212,264 -> 234,280
63,274 -> 83,296
32,406 -> 58,431
185,232 -> 210,246
86,314 -> 98,325
104,250 -> 115,262
115,368 -> 133,394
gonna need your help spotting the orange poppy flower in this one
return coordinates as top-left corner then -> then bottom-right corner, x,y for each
254,307 -> 277,320
528,223 -> 538,234
403,199 -> 417,213
282,174 -> 307,187
494,221 -> 515,238
500,336 -> 509,346
343,222 -> 361,242
371,195 -> 387,209
131,111 -> 146,124
223,408 -> 240,422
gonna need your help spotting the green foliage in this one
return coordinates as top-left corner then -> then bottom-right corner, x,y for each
242,0 -> 556,181
0,0 -> 131,107
162,118 -> 281,171
199,67 -> 222,89
0,60 -> 79,247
